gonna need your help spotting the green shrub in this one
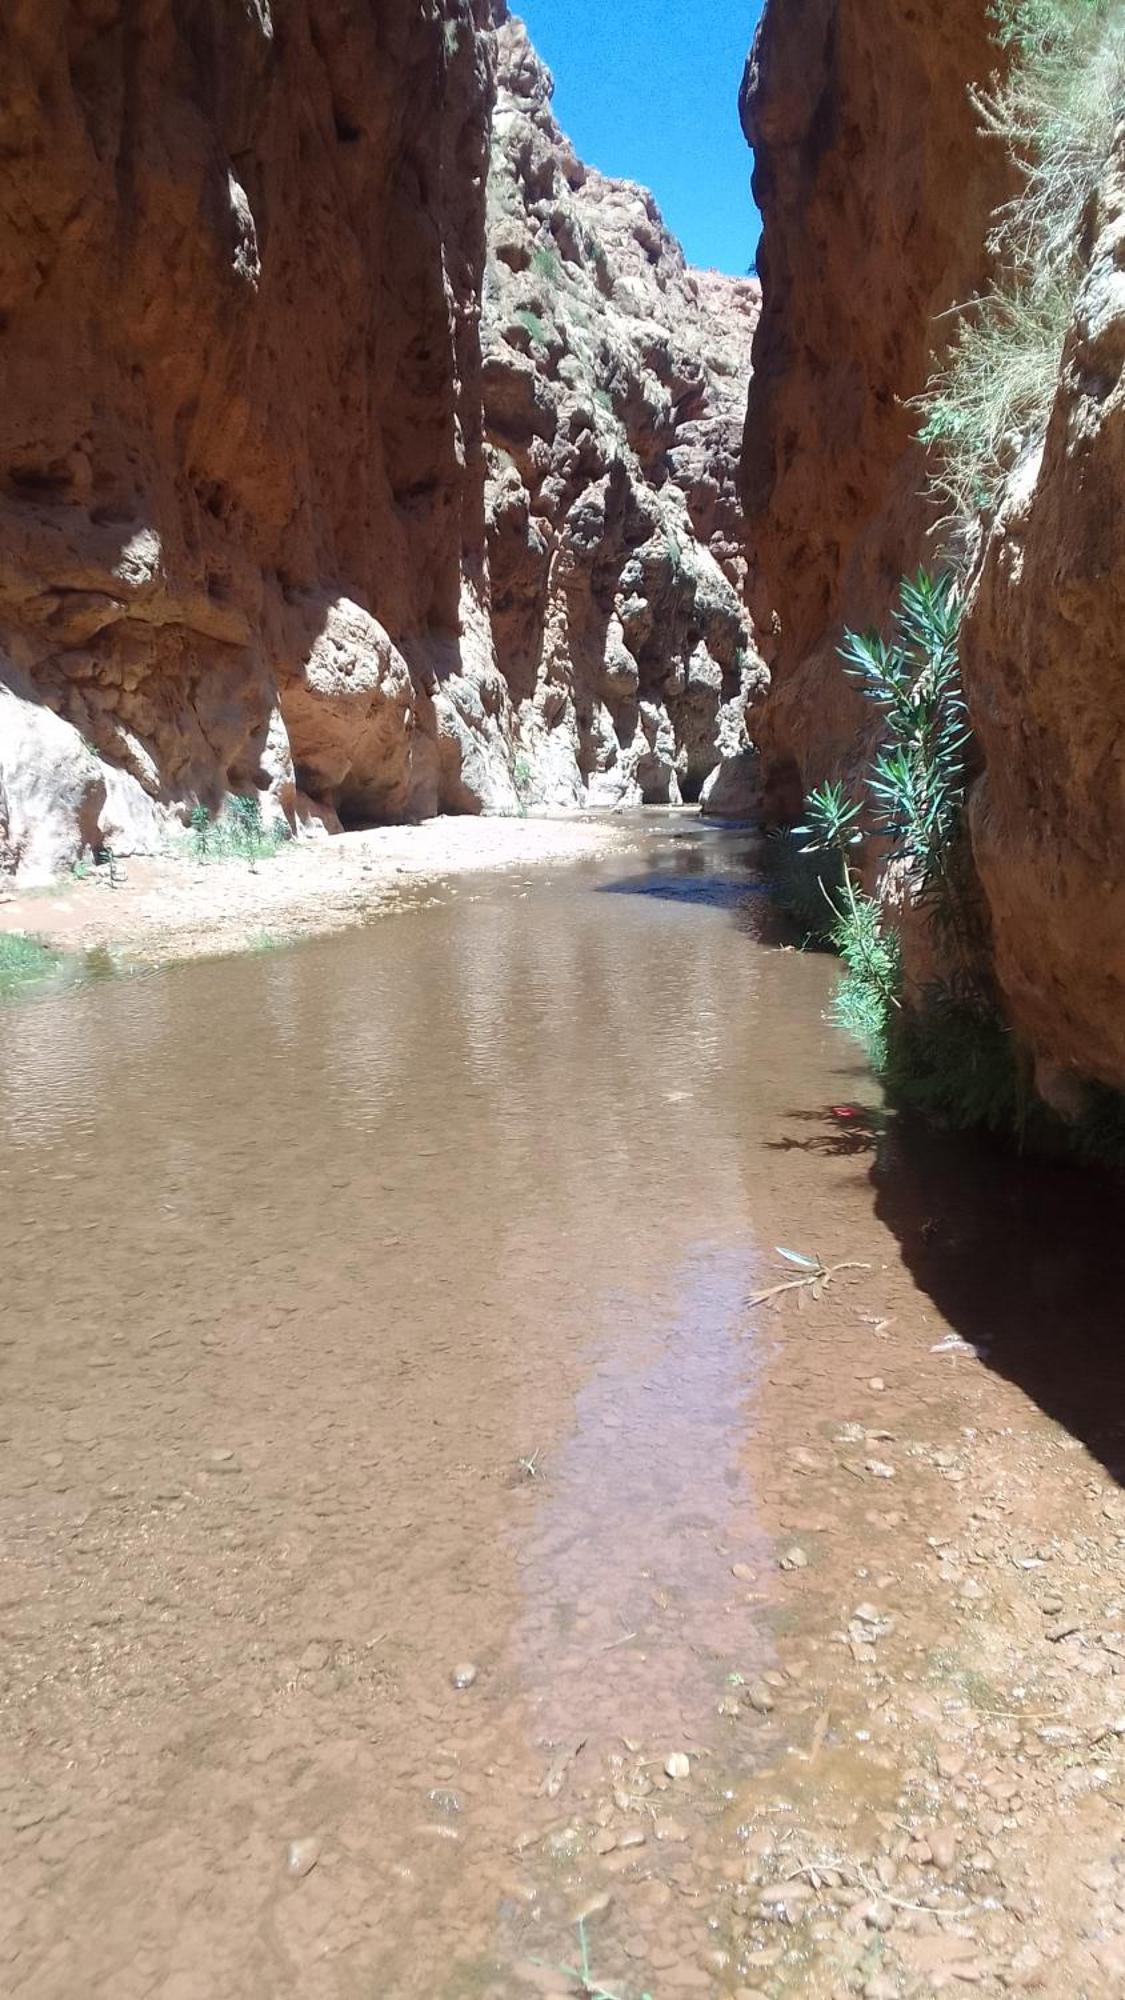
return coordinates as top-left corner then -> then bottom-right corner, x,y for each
514,306 -> 549,349
531,245 -> 560,285
512,751 -> 533,818
789,570 -> 1125,1161
189,795 -> 288,864
795,575 -> 978,1084
918,0 -> 1125,544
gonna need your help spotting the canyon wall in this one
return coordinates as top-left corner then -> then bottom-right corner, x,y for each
741,0 -> 1005,817
742,0 -> 1125,1097
0,0 -> 760,879
0,0 -> 513,874
963,139 -> 1125,1096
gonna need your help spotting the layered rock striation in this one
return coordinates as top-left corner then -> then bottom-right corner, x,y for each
0,0 -> 761,879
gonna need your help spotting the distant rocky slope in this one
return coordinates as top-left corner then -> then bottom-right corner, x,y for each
741,0 -> 1125,1101
484,6 -> 761,810
0,0 -> 761,880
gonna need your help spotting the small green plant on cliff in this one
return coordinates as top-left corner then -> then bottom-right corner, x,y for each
514,306 -> 549,349
919,0 -> 1125,542
531,244 -> 561,286
512,752 -> 533,817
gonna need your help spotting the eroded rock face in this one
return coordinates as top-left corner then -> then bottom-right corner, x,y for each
484,6 -> 764,810
0,0 -> 763,876
0,0 -> 517,871
963,141 -> 1125,1094
742,0 -> 1125,1098
741,0 -> 1006,816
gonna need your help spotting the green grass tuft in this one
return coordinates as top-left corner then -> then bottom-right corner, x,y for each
513,306 -> 549,349
189,796 -> 288,864
0,931 -> 61,997
918,0 -> 1125,547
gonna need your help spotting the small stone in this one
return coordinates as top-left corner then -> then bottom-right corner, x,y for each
866,1460 -> 896,1480
929,1825 -> 959,1869
450,1662 -> 479,1689
937,1746 -> 967,1779
746,1681 -> 775,1714
779,1545 -> 809,1570
653,1817 -> 689,1843
205,1448 -> 241,1473
868,1379 -> 886,1392
285,1835 -> 321,1878
664,1752 -> 690,1781
300,1640 -> 329,1672
1039,1595 -> 1065,1615
760,1880 -> 815,1916
731,1562 -> 757,1583
617,1826 -> 646,1850
592,1828 -> 618,1856
1044,1619 -> 1080,1643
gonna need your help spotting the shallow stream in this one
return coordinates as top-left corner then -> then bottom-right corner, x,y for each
3,818 -> 1124,1998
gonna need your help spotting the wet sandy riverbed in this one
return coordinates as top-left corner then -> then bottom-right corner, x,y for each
2,817 -> 1124,1998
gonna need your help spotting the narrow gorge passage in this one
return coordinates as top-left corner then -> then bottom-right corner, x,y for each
3,826 -> 1123,1998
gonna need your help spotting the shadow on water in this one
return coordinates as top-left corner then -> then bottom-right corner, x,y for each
665,825 -> 1125,1483
772,1096 -> 1125,1486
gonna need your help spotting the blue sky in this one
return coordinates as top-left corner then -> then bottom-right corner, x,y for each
513,1 -> 764,276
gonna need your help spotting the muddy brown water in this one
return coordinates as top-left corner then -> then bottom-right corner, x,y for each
2,817 -> 1124,1999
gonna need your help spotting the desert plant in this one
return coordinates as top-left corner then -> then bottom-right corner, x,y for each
793,574 -> 1125,1157
531,244 -> 561,285
795,575 -> 976,1072
839,569 -> 970,914
796,781 -> 904,1067
512,751 -> 533,817
189,795 -> 287,864
514,306 -> 549,348
918,0 -> 1125,543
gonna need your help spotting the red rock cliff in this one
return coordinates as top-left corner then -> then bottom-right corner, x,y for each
742,0 -> 1125,1099
741,0 -> 1005,816
0,0 -> 511,874
0,0 -> 763,876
